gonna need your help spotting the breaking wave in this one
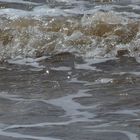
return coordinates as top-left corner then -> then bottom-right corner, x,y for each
0,0 -> 140,63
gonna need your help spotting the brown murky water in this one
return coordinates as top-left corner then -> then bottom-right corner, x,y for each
0,0 -> 140,140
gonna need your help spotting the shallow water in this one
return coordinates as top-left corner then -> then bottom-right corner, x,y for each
0,0 -> 140,140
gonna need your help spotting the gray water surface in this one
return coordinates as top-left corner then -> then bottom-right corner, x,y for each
0,0 -> 140,140
0,55 -> 139,140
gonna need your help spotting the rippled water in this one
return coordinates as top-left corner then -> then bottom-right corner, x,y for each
0,0 -> 140,140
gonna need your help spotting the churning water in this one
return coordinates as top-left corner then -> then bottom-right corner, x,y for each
0,0 -> 140,140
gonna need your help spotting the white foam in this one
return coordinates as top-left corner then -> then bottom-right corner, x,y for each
108,109 -> 140,117
0,0 -> 38,5
0,9 -> 31,19
89,130 -> 139,140
113,71 -> 140,76
47,90 -> 97,119
0,130 -> 61,140
0,1 -> 137,19
75,63 -> 99,71
95,78 -> 113,84
51,66 -> 71,71
8,58 -> 45,68
0,92 -> 24,102
33,6 -> 68,17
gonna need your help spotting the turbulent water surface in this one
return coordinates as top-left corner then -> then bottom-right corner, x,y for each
0,0 -> 140,140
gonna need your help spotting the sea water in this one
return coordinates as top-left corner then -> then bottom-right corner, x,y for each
0,0 -> 140,140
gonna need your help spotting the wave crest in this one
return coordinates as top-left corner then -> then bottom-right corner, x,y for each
0,11 -> 140,62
